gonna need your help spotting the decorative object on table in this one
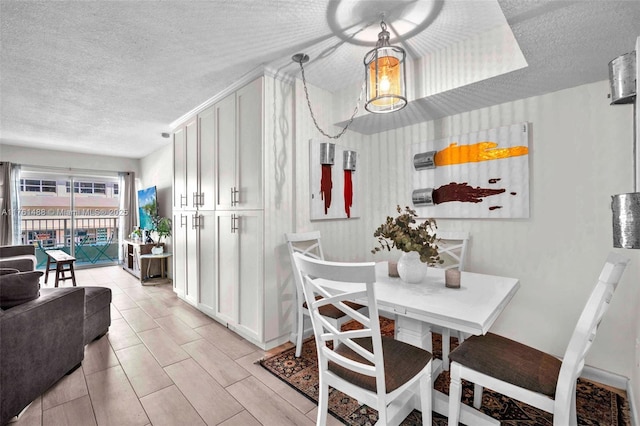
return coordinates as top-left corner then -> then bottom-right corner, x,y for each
411,122 -> 530,219
151,216 -> 171,254
144,230 -> 153,244
131,227 -> 142,242
445,268 -> 461,288
397,251 -> 428,283
372,205 -> 441,283
387,261 -> 399,277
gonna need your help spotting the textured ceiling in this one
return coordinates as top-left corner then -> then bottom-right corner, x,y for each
1,0 -> 640,159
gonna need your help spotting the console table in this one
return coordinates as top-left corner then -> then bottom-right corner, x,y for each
122,240 -> 164,282
139,252 -> 172,285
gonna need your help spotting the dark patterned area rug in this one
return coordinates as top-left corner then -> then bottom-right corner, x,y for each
260,319 -> 630,425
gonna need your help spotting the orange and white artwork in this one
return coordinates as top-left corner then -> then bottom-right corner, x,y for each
411,122 -> 530,218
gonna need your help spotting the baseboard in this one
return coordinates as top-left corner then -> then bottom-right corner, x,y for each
581,364 -> 629,389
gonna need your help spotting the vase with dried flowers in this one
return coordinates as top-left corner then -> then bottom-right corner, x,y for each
372,205 -> 441,283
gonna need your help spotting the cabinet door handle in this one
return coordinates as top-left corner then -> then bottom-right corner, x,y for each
180,194 -> 187,208
231,214 -> 239,233
231,187 -> 239,206
193,192 -> 199,207
192,214 -> 200,229
199,192 -> 204,207
180,214 -> 187,228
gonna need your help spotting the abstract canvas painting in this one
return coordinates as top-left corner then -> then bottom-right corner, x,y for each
309,139 -> 360,220
411,122 -> 530,218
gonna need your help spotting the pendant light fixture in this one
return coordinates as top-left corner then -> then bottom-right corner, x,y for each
364,20 -> 407,113
292,18 -> 407,139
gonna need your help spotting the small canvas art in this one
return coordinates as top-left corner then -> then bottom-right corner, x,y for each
411,122 -> 530,218
309,139 -> 360,220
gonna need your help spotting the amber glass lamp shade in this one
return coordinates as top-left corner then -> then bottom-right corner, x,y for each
364,45 -> 407,113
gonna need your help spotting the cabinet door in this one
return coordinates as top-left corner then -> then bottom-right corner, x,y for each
236,78 -> 263,209
198,106 -> 215,210
173,127 -> 186,209
214,211 -> 238,323
214,210 -> 262,341
185,117 -> 199,209
197,211 -> 216,315
214,93 -> 237,210
172,212 -> 188,297
236,210 -> 263,341
185,212 -> 199,305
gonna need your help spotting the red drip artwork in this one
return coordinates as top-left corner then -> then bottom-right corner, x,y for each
320,164 -> 333,214
433,182 -> 506,204
344,170 -> 353,218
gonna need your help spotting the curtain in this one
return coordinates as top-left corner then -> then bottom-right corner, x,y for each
119,172 -> 138,243
10,164 -> 21,244
0,162 -> 11,245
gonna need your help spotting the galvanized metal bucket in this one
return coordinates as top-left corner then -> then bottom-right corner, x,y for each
343,150 -> 357,171
319,142 -> 335,165
608,51 -> 636,105
612,192 -> 640,248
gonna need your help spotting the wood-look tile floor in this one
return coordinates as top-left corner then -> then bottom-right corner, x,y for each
10,265 -> 339,426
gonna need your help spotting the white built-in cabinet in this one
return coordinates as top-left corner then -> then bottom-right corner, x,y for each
214,210 -> 263,342
214,80 -> 263,210
173,75 -> 290,348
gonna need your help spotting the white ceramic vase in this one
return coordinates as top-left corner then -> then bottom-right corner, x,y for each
151,246 -> 164,255
397,251 -> 428,283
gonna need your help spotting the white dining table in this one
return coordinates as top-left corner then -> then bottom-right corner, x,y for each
316,261 -> 520,426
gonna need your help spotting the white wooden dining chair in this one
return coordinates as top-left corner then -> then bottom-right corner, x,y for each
433,230 -> 470,370
447,252 -> 630,426
436,231 -> 469,271
293,252 -> 433,426
285,231 -> 366,357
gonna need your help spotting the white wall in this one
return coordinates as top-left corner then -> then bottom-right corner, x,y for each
295,79 -> 640,385
139,143 -> 173,272
0,144 -> 140,174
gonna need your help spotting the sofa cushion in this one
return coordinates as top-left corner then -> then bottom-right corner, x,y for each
84,286 -> 112,316
0,268 -> 20,276
0,271 -> 43,309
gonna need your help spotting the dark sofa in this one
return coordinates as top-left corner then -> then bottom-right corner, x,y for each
0,286 -> 85,425
0,245 -> 37,272
0,245 -> 111,425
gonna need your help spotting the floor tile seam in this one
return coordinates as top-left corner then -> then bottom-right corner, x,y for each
42,392 -> 97,425
40,366 -> 91,414
227,376 -> 311,422
85,363 -> 151,424
177,340 -> 248,389
141,382 -> 209,426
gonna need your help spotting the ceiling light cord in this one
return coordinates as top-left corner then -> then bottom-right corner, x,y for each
297,59 -> 365,140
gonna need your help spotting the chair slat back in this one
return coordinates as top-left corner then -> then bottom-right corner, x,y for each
286,231 -> 324,260
292,253 -> 386,392
555,252 -> 629,408
286,232 -> 324,311
436,230 -> 470,271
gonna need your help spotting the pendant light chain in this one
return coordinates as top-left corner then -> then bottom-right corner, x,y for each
297,59 -> 365,140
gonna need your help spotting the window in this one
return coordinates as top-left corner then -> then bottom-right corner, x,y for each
66,181 -> 107,195
20,179 -> 56,193
113,183 -> 119,195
